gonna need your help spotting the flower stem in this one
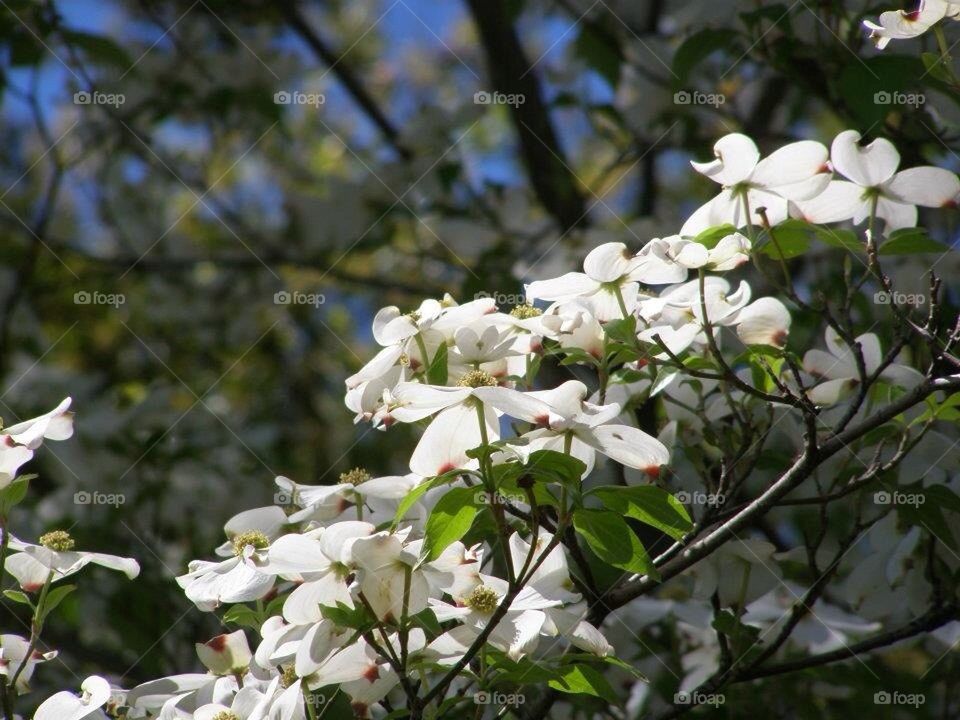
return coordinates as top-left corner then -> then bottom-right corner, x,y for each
9,571 -> 54,691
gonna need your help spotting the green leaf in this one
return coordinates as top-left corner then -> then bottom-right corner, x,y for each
423,486 -> 481,560
591,486 -> 692,540
0,474 -> 33,515
3,590 -> 31,606
837,55 -> 925,126
524,450 -> 587,487
393,473 -> 459,526
573,509 -> 657,577
672,29 -> 738,88
879,227 -> 951,255
922,51 -> 952,83
222,604 -> 262,631
759,220 -> 811,260
489,654 -> 562,684
426,342 -> 448,385
913,392 -> 960,424
319,601 -> 371,630
548,664 -> 619,703
603,316 -> 638,345
693,224 -> 737,249
38,584 -> 75,622
814,226 -> 863,252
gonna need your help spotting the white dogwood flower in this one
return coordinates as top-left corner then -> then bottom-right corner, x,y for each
0,397 -> 74,487
509,531 -> 612,656
525,242 -> 649,321
4,530 -> 139,592
802,326 -> 924,405
0,634 -> 57,694
793,130 -> 960,233
381,375 -> 503,477
177,508 -> 286,610
475,380 -> 670,478
863,1 -> 957,49
681,133 -> 830,236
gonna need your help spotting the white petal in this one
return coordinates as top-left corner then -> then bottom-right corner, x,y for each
34,675 -> 111,720
390,383 -> 471,423
409,402 -> 498,476
472,386 -> 558,426
791,180 -> 865,224
525,273 -> 600,303
294,621 -> 340,677
195,630 -> 252,674
879,363 -> 925,390
4,397 -> 74,449
266,534 -> 332,575
312,641 -> 379,687
583,242 -> 635,282
707,232 -> 751,271
751,140 -> 829,189
875,196 -> 917,233
885,166 -> 960,208
224,506 -> 287,540
583,424 -> 670,477
853,333 -> 884,374
0,442 -> 33,487
807,377 -> 859,405
284,574 -> 352,624
691,133 -> 759,186
735,297 -> 791,347
831,130 -> 899,187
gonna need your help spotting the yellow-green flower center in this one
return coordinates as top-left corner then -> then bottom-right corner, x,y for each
510,304 -> 542,319
39,530 -> 74,552
457,370 -> 497,388
232,530 -> 270,557
212,712 -> 239,720
464,585 -> 499,613
339,467 -> 371,485
280,666 -> 298,688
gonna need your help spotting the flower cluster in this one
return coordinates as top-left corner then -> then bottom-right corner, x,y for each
9,126 -> 958,719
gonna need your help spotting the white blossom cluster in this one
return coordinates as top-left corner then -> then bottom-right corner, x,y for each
6,127 -> 958,719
